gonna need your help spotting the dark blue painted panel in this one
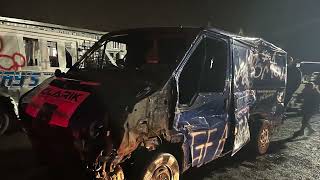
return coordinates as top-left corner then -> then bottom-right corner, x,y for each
176,93 -> 228,167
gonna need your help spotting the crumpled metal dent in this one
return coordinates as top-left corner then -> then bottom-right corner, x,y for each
116,86 -> 171,159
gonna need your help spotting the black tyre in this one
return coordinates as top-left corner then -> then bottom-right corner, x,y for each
0,112 -> 9,135
250,120 -> 271,155
140,153 -> 179,180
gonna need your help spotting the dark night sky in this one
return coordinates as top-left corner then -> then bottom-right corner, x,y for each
1,0 -> 320,61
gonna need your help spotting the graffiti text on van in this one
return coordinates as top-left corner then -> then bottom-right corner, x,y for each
190,124 -> 228,167
40,87 -> 84,102
0,71 -> 52,88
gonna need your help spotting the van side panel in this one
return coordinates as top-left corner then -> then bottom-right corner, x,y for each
231,39 -> 287,154
248,40 -> 287,125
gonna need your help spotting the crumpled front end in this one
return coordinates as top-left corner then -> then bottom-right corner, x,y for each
18,77 -> 107,176
87,84 -> 173,179
18,75 -> 174,179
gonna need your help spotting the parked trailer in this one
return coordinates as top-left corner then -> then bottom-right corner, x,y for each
0,17 -> 125,135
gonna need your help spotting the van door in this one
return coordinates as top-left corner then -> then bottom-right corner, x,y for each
231,42 -> 252,155
176,36 -> 230,167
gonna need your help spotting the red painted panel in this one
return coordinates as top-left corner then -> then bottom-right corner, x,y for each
25,85 -> 90,127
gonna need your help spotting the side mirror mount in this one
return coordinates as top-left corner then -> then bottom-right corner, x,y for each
54,69 -> 63,77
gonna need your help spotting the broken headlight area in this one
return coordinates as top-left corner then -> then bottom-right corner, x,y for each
71,120 -> 124,179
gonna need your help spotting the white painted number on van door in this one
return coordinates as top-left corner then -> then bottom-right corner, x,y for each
190,124 -> 228,167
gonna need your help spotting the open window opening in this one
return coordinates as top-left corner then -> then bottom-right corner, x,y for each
65,42 -> 73,68
47,41 -> 59,67
178,37 -> 228,106
178,40 -> 205,105
23,37 -> 39,66
199,38 -> 228,93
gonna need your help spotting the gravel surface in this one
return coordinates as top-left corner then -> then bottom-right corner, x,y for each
0,114 -> 319,180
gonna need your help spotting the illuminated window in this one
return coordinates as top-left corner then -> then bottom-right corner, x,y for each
47,41 -> 59,67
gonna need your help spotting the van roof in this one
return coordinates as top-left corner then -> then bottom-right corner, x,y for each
206,28 -> 286,53
102,27 -> 286,54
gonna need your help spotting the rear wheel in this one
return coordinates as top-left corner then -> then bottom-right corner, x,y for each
250,120 -> 271,155
0,112 -> 9,135
141,153 -> 179,180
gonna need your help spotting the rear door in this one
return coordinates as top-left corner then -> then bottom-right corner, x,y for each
175,35 -> 230,167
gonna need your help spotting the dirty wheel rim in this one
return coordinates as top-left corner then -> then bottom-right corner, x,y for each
259,128 -> 270,150
0,113 -> 9,135
152,165 -> 172,180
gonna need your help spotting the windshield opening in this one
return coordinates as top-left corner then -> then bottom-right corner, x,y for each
72,29 -> 199,73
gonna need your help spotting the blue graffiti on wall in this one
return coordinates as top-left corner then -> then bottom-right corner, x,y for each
0,71 -> 53,88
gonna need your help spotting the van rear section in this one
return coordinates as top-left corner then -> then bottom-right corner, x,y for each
229,38 -> 287,155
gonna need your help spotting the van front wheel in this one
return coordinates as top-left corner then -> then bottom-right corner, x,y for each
141,153 -> 179,180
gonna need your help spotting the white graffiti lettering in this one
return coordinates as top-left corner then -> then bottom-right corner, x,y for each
212,124 -> 228,161
233,113 -> 250,154
190,124 -> 229,166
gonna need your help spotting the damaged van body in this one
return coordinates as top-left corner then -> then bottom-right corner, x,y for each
19,27 -> 287,179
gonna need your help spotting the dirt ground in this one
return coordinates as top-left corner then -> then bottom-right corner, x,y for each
0,114 -> 319,180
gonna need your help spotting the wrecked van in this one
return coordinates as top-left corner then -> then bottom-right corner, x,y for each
19,27 -> 287,180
